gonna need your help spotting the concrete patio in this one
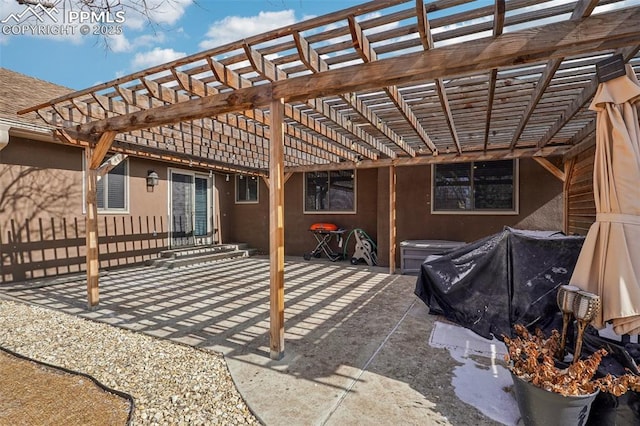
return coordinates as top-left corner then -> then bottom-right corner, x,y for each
0,257 -> 510,425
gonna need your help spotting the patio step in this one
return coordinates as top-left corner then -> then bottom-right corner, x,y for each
146,244 -> 256,269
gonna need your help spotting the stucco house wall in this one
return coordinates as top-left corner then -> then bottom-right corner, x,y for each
228,159 -> 563,266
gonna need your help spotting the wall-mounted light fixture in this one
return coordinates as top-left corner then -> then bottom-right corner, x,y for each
146,170 -> 159,192
225,174 -> 230,182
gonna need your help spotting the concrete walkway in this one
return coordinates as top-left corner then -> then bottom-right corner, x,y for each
1,257 -> 504,425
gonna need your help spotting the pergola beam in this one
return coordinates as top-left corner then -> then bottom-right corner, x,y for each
567,119 -> 597,147
205,57 -> 377,161
83,85 -> 273,166
508,58 -> 562,149
509,1 -> 601,150
348,16 -> 436,154
537,44 -> 640,148
563,133 -> 596,162
117,80 -> 273,165
572,0 -> 600,20
533,157 -> 565,182
57,8 -> 640,142
562,119 -> 597,162
416,0 -> 461,154
142,77 -> 340,164
483,0 -> 505,151
96,153 -> 127,178
57,129 -> 262,176
246,40 -> 395,159
286,145 -> 569,173
90,130 -> 117,168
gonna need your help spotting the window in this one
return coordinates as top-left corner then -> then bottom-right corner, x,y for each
83,154 -> 129,213
96,160 -> 128,211
432,160 -> 517,213
304,170 -> 355,213
235,175 -> 258,203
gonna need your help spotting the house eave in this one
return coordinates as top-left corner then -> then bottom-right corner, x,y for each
0,117 -> 58,145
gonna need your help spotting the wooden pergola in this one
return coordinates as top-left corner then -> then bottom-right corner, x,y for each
19,0 -> 640,359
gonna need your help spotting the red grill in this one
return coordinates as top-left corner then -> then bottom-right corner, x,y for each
303,223 -> 346,261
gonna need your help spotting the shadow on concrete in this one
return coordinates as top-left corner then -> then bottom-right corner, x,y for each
1,256 -> 503,425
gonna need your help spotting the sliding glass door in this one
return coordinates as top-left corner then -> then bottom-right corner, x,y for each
170,171 -> 213,247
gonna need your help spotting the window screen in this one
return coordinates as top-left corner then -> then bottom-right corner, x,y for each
433,160 -> 515,212
96,159 -> 127,211
305,170 -> 355,212
235,175 -> 258,203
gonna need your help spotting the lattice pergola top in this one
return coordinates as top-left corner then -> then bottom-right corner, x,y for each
19,0 -> 640,175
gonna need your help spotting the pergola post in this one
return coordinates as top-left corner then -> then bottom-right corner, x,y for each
269,98 -> 285,359
85,147 -> 99,307
85,131 -> 116,308
388,165 -> 397,274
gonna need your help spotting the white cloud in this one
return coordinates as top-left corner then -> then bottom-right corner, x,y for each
134,32 -> 166,47
131,47 -> 186,69
121,0 -> 193,30
147,0 -> 192,25
199,10 -> 297,50
105,31 -> 168,53
108,33 -> 131,52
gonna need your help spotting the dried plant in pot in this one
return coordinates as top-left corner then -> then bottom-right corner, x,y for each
504,324 -> 640,426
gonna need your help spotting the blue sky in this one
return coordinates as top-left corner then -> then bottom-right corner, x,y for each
0,0 -> 365,90
2,0 -> 634,91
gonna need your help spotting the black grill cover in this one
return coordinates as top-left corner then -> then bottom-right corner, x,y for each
414,227 -> 585,339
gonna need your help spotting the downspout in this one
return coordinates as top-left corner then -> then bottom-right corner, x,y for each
0,124 -> 9,151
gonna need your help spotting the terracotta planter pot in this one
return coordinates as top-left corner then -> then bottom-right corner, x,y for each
511,373 -> 599,426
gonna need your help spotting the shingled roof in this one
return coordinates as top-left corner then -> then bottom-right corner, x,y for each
0,67 -> 71,130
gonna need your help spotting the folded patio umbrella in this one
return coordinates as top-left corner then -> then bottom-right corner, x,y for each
569,65 -> 640,335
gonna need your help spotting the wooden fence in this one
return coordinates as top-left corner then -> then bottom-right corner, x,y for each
0,215 -> 167,283
565,145 -> 596,235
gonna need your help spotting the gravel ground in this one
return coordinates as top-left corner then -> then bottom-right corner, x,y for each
0,300 -> 259,426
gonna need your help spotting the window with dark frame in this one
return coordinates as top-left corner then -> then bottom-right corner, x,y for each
304,170 -> 355,212
86,156 -> 128,212
235,175 -> 258,203
433,160 -> 515,212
